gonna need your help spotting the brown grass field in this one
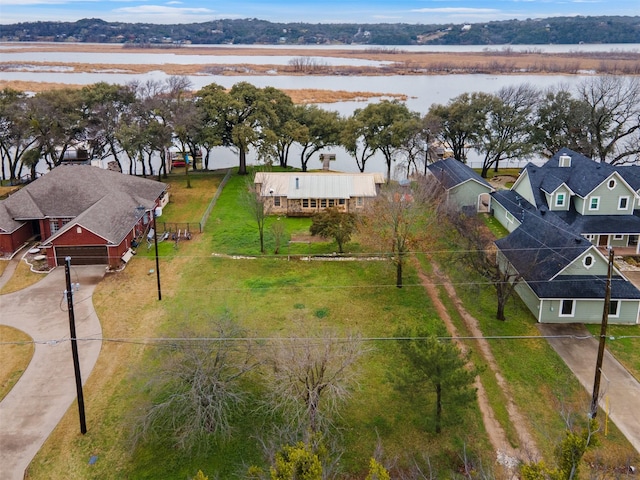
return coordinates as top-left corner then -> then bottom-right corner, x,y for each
2,42 -> 639,100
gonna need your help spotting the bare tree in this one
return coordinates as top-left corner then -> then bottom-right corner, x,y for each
576,76 -> 640,165
359,178 -> 441,288
131,315 -> 258,452
445,209 -> 521,321
244,173 -> 270,254
263,331 -> 367,439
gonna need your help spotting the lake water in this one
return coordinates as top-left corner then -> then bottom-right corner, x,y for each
2,43 -> 638,176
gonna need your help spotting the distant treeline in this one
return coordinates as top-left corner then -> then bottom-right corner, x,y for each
1,16 -> 639,45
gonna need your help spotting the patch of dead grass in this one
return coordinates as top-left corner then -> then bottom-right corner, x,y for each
0,260 -> 46,294
0,325 -> 34,402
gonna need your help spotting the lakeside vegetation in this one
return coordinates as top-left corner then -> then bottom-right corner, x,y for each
19,170 -> 639,479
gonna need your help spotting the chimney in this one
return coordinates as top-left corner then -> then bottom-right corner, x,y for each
559,154 -> 571,167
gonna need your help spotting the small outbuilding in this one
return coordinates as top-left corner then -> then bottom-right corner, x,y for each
426,158 -> 494,212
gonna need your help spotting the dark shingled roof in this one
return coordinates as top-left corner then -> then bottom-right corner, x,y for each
490,190 -> 537,223
495,210 -> 591,284
0,204 -> 23,233
495,210 -> 640,300
555,208 -> 640,234
427,158 -> 493,191
615,165 -> 640,192
521,148 -> 635,209
1,165 -> 166,245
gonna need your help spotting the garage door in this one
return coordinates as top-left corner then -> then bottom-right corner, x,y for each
55,246 -> 108,266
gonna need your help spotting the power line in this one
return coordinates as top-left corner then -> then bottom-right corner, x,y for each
2,333 -> 639,348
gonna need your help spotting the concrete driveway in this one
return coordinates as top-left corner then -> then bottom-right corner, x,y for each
0,265 -> 105,480
538,323 -> 640,454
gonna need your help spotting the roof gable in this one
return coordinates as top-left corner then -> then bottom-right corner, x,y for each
2,165 -> 167,245
495,210 -> 592,282
427,158 -> 493,191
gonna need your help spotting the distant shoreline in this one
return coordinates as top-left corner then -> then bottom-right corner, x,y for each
2,43 -> 639,99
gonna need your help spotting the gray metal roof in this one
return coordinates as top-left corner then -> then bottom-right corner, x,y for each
254,172 -> 384,199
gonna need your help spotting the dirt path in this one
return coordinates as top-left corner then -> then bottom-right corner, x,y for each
416,259 -> 541,470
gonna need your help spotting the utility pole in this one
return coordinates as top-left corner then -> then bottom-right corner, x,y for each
590,247 -> 614,419
153,209 -> 162,300
64,256 -> 87,434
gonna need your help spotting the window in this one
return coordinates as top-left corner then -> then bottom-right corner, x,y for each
338,199 -> 346,206
320,199 -> 327,208
589,197 -> 600,211
302,199 -> 309,208
613,234 -> 624,240
609,300 -> 619,317
608,179 -> 617,189
555,193 -> 566,207
505,211 -> 515,224
50,217 -> 72,234
328,199 -> 335,207
560,299 -> 575,317
582,255 -> 594,268
356,197 -> 364,207
310,199 -> 317,208
274,196 -> 281,207
618,196 -> 629,210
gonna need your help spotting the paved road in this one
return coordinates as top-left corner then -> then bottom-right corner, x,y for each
538,323 -> 640,454
0,265 -> 105,480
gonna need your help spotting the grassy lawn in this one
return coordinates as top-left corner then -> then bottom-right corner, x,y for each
19,169 -> 640,479
0,326 -> 33,401
0,259 -> 47,294
585,324 -> 640,381
430,244 -> 640,466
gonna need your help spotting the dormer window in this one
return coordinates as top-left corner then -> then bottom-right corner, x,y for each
559,154 -> 571,167
608,179 -> 617,189
555,193 -> 566,207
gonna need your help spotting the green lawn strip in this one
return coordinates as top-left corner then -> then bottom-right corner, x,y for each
432,280 -> 520,449
447,265 -> 640,464
205,170 -> 364,257
161,171 -> 223,224
135,255 -> 491,477
0,326 -> 34,401
585,324 -> 640,381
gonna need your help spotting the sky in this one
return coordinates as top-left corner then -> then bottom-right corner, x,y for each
0,0 -> 638,25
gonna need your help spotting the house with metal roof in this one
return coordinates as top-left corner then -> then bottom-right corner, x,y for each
0,164 -> 167,269
495,210 -> 640,324
426,158 -> 494,212
502,148 -> 640,253
253,172 -> 385,217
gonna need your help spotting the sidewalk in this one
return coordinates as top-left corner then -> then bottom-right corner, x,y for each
538,323 -> 640,454
0,265 -> 105,480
